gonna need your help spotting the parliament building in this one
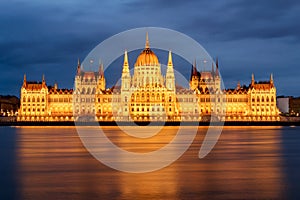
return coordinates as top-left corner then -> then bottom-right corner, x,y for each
17,34 -> 280,122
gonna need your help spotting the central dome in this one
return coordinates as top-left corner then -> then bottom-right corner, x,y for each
134,33 -> 159,67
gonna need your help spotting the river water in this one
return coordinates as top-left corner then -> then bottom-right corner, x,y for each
0,126 -> 300,199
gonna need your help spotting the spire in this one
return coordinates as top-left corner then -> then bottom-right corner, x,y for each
251,73 -> 255,85
193,59 -> 197,75
42,74 -> 46,87
99,62 -> 104,77
77,58 -> 80,66
54,82 -> 58,90
167,50 -> 173,67
211,62 -> 215,75
190,60 -> 198,81
23,74 -> 27,87
23,74 -> 26,83
77,58 -> 81,75
145,32 -> 150,49
237,81 -> 241,89
122,50 -> 129,73
270,73 -> 273,84
215,57 -> 219,76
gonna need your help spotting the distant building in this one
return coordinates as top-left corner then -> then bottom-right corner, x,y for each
0,95 -> 19,116
290,97 -> 300,116
276,97 -> 290,114
17,34 -> 280,122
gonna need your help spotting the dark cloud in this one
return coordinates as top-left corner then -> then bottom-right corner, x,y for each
0,0 -> 300,96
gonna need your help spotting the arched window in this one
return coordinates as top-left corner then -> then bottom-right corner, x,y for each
271,96 -> 274,102
257,96 -> 260,102
37,97 -> 40,102
32,97 -> 35,102
266,96 -> 269,102
262,96 -> 264,102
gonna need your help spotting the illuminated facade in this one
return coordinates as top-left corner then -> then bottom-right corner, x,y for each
18,34 -> 280,122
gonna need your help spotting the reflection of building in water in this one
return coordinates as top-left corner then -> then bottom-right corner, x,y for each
17,34 -> 280,122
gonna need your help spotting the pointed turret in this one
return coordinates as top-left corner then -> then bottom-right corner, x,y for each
190,60 -> 199,90
98,61 -> 104,77
211,62 -> 215,75
97,62 -> 106,91
270,73 -> 273,85
121,50 -> 131,92
190,60 -> 198,81
237,81 -> 241,90
77,58 -> 81,75
166,51 -> 175,92
42,74 -> 46,87
54,82 -> 58,90
167,50 -> 173,67
193,59 -> 197,75
215,57 -> 219,77
122,50 -> 129,73
251,73 -> 255,85
23,74 -> 26,83
145,32 -> 150,49
22,74 -> 27,87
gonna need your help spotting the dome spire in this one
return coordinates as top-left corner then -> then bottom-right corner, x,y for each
145,32 -> 150,49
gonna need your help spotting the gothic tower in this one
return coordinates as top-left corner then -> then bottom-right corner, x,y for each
166,51 -> 175,92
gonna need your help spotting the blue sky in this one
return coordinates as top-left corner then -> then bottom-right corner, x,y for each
1,0 -> 300,96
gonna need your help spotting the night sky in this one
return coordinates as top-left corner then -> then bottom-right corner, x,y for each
1,0 -> 300,97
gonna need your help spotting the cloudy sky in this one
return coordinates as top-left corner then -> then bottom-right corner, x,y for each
1,0 -> 300,97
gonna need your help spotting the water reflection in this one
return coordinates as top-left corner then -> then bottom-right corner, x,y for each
15,126 -> 287,199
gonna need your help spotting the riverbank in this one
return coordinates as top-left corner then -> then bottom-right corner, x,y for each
0,120 -> 300,126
